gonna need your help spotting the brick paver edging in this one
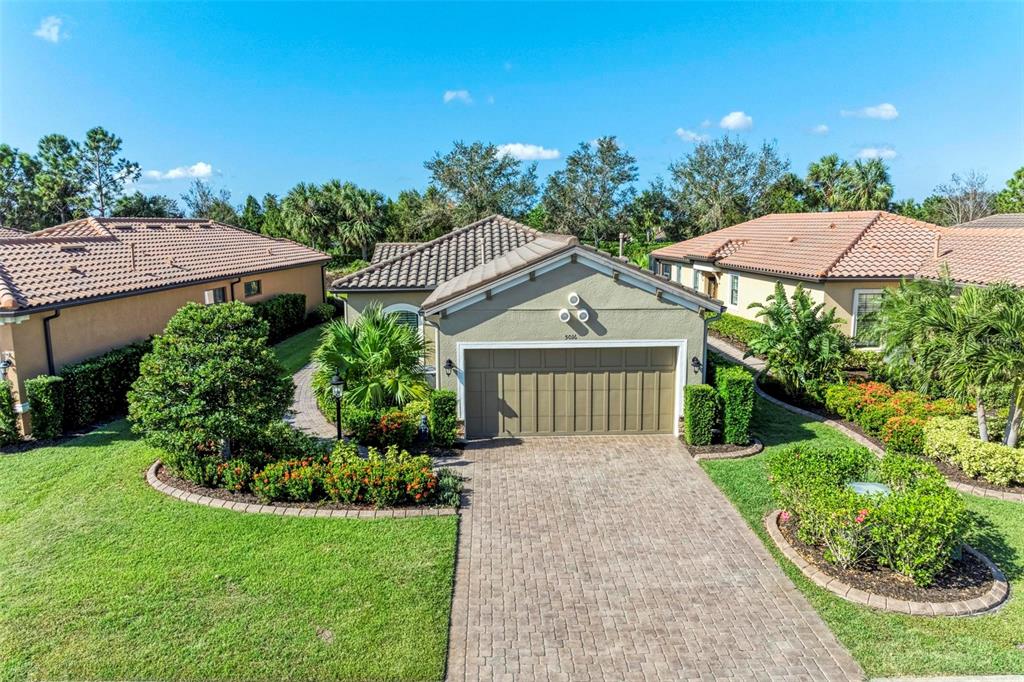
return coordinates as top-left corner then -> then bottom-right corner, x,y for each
690,437 -> 764,461
145,460 -> 457,518
765,509 -> 1009,616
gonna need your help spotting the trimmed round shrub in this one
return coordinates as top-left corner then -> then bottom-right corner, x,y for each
307,302 -> 336,326
858,402 -> 902,436
824,383 -> 863,421
881,415 -> 926,457
923,416 -> 1024,487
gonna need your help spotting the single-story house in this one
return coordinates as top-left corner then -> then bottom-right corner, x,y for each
650,210 -> 1024,346
332,215 -> 724,438
0,216 -> 330,434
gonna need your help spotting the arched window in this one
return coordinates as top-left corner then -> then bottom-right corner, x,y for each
382,303 -> 422,335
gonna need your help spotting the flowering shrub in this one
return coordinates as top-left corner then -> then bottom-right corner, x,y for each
343,406 -> 417,448
218,459 -> 254,492
881,415 -> 925,457
823,381 -> 968,438
768,444 -> 967,586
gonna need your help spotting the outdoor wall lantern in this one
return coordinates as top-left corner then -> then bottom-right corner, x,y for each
329,373 -> 344,441
444,358 -> 455,376
558,308 -> 571,323
567,292 -> 581,306
0,353 -> 13,380
690,356 -> 703,374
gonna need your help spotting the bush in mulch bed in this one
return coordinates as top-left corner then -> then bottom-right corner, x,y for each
924,416 -> 1024,488
768,443 -> 969,587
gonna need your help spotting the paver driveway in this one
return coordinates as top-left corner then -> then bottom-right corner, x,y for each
445,435 -> 862,681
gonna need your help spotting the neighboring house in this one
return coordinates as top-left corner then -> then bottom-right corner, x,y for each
956,213 -> 1024,228
370,241 -> 418,263
0,217 -> 330,434
332,215 -> 723,438
650,211 -> 1024,347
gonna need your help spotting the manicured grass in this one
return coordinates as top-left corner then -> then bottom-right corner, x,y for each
702,396 -> 1024,678
0,420 -> 458,682
272,323 -> 326,376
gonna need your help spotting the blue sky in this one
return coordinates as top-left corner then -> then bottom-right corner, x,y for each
2,2 -> 1022,204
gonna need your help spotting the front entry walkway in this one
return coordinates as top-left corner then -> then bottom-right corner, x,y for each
446,436 -> 862,681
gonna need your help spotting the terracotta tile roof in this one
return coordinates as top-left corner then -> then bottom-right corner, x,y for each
651,210 -> 1024,286
0,227 -> 26,239
0,217 -> 329,312
917,228 -> 1024,286
371,242 -> 419,263
955,213 -> 1024,229
332,215 -> 538,291
422,232 -> 723,313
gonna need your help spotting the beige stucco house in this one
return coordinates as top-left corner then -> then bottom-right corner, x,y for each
333,216 -> 724,438
0,217 -> 329,434
650,211 -> 1024,346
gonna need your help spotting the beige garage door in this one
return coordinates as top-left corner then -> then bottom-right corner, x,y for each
464,346 -> 678,438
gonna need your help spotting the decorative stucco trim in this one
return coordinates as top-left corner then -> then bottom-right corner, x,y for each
145,460 -> 457,518
765,510 -> 1009,616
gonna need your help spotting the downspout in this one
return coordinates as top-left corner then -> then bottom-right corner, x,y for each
228,276 -> 241,301
701,309 -> 722,385
320,264 -> 327,303
43,309 -> 61,375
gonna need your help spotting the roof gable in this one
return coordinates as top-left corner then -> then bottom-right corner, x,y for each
331,215 -> 538,291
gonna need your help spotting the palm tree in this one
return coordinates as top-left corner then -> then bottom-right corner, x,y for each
281,182 -> 330,250
337,182 -> 384,260
312,304 -> 430,409
838,159 -> 893,210
980,286 -> 1024,447
805,154 -> 848,211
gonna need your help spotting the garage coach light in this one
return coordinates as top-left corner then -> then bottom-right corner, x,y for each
558,308 -> 571,323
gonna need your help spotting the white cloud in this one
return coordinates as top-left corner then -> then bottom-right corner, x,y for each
443,89 -> 472,104
857,146 -> 897,160
811,124 -> 830,135
144,161 -> 214,181
719,111 -> 753,130
700,119 -> 712,128
33,16 -> 66,43
675,128 -> 707,143
841,102 -> 899,120
496,143 -> 560,161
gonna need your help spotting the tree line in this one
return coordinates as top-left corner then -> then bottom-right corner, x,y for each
3,128 -> 1022,260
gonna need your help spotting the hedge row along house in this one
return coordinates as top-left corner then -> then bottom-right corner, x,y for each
333,215 -> 724,439
0,217 -> 329,436
650,211 -> 1024,347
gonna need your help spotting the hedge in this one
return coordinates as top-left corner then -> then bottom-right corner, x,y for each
684,384 -> 718,446
25,375 -> 64,440
306,302 -> 336,326
715,366 -> 754,445
60,340 -> 151,431
923,416 -> 1024,487
251,293 -> 306,343
429,390 -> 458,447
0,380 -> 19,445
708,313 -> 764,349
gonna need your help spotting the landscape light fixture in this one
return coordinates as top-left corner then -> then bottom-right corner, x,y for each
329,373 -> 344,440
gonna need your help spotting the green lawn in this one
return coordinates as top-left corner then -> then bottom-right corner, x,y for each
703,396 -> 1024,678
0,421 -> 458,682
272,323 -> 326,376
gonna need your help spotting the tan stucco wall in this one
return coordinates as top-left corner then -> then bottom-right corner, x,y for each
1,263 -> 325,434
429,262 -> 708,406
823,280 -> 900,335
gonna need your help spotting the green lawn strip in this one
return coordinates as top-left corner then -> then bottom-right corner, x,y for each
701,396 -> 1024,677
272,323 -> 326,376
0,420 -> 457,682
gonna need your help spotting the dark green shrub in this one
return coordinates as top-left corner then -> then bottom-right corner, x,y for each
236,420 -> 330,465
343,405 -> 381,445
881,415 -> 926,457
0,380 -> 20,445
435,468 -> 464,507
858,402 -> 902,436
880,452 -> 945,490
824,383 -> 863,421
870,477 -> 968,586
251,293 -> 307,343
768,444 -> 876,508
429,390 -> 458,447
708,313 -> 764,349
716,366 -> 754,445
25,375 -> 64,440
165,451 -> 221,487
684,384 -> 718,446
128,302 -> 293,477
306,302 -> 336,326
60,340 -> 151,431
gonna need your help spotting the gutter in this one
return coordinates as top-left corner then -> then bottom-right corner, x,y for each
43,309 -> 61,375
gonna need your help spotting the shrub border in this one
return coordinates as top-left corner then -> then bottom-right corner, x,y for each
689,438 -> 764,461
765,510 -> 1009,616
146,460 -> 457,518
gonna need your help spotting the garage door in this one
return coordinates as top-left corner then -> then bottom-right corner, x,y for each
464,346 -> 678,438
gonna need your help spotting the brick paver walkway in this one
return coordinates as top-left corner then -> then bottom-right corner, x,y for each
284,363 -> 336,439
446,435 -> 862,681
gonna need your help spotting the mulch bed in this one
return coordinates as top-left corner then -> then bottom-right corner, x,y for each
779,514 -> 993,603
685,442 -> 753,456
155,464 -> 438,512
929,457 -> 1024,496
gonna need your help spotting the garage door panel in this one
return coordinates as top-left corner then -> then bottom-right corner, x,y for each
464,347 -> 677,438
